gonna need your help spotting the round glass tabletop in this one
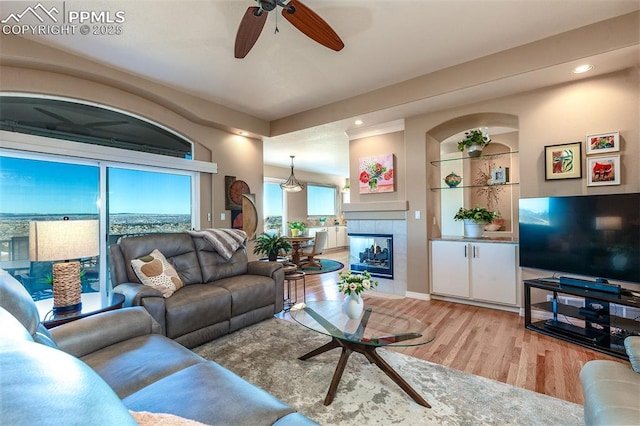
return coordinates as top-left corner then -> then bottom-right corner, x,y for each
290,300 -> 435,347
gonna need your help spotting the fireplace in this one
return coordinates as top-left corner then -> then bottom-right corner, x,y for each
348,233 -> 393,279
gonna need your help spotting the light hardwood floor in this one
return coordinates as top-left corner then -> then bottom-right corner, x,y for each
279,249 -> 625,405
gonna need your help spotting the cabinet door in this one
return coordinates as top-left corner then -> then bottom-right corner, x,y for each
336,226 -> 348,247
431,240 -> 470,298
326,227 -> 337,249
471,243 -> 517,305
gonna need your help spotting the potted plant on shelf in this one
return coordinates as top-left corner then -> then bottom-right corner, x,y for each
253,233 -> 292,261
288,221 -> 306,237
457,129 -> 491,157
454,206 -> 498,238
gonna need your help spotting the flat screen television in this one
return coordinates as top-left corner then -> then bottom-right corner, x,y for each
519,193 -> 640,284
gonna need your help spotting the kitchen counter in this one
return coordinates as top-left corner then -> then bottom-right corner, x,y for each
431,236 -> 518,244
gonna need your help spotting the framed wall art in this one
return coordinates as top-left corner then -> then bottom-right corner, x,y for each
490,167 -> 509,184
587,155 -> 620,186
225,176 -> 250,210
358,153 -> 395,194
544,142 -> 582,180
586,131 -> 619,155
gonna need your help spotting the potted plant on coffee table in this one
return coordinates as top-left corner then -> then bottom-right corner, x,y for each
253,233 -> 292,261
288,221 -> 306,237
454,206 -> 498,238
457,129 -> 491,157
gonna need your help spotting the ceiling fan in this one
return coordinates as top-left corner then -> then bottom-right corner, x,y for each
234,0 -> 344,58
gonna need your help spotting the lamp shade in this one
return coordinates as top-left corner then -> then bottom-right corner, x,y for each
29,220 -> 99,261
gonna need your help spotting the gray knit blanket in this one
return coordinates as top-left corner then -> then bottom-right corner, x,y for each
189,229 -> 247,260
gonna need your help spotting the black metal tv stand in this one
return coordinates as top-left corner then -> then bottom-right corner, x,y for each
524,279 -> 640,359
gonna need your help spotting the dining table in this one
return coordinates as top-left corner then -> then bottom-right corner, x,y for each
284,236 -> 314,267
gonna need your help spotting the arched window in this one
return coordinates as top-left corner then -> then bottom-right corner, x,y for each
0,95 -> 192,158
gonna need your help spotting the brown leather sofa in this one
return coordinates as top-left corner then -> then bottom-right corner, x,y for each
579,336 -> 640,425
110,232 -> 284,348
0,269 -> 316,425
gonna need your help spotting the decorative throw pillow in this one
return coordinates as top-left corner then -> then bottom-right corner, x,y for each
129,410 -> 207,426
130,249 -> 184,298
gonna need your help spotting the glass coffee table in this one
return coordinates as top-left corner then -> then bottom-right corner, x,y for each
290,300 -> 436,407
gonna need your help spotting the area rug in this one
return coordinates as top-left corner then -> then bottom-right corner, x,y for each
299,259 -> 344,275
194,319 -> 584,426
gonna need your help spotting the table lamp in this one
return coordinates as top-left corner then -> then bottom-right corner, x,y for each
29,219 -> 99,313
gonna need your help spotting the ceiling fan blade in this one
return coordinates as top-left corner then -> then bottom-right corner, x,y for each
235,6 -> 268,58
282,0 -> 344,52
34,107 -> 73,123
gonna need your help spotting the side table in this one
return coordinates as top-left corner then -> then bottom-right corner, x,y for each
35,292 -> 126,329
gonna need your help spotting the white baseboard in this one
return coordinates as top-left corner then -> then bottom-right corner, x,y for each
405,291 -> 432,301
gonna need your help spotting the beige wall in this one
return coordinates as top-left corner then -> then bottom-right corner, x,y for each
400,68 -> 639,294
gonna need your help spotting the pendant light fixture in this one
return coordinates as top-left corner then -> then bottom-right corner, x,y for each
280,155 -> 304,192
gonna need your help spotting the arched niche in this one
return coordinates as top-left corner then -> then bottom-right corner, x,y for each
427,112 -> 519,238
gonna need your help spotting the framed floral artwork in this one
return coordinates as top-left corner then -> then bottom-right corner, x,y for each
544,142 -> 582,180
586,131 -> 619,155
587,155 -> 620,186
358,153 -> 394,194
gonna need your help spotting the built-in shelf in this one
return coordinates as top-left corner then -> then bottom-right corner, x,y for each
430,150 -> 519,166
431,182 -> 520,191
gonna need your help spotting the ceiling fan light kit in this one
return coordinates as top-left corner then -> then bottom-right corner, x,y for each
235,0 -> 344,58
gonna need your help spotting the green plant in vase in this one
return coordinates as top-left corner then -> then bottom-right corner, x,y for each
454,206 -> 498,238
454,206 -> 498,223
288,221 -> 306,237
253,233 -> 292,261
457,129 -> 491,157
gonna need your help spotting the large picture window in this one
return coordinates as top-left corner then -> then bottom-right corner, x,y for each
264,181 -> 284,234
307,184 -> 336,217
0,155 -> 100,299
107,167 -> 193,244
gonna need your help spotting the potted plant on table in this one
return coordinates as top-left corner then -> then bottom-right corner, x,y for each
457,129 -> 491,157
253,233 -> 292,261
337,270 -> 379,319
288,221 -> 306,237
454,206 -> 498,238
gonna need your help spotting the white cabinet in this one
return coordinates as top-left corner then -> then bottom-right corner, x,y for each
306,226 -> 348,249
430,240 -> 517,306
327,228 -> 337,249
336,226 -> 348,247
431,240 -> 471,298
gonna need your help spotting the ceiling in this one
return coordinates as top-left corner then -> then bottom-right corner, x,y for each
12,0 -> 640,176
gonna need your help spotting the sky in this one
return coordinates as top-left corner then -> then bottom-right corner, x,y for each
0,156 -> 191,215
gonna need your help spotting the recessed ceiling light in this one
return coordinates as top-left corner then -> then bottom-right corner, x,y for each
572,65 -> 593,74
354,120 -> 363,126
239,131 -> 248,136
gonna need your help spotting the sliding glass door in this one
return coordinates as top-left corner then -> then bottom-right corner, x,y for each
0,153 -> 196,300
106,167 -> 194,245
0,154 -> 100,298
